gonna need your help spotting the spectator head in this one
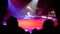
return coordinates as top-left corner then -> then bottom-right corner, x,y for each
43,19 -> 54,31
6,16 -> 18,27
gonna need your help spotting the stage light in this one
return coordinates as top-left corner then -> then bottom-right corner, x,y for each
27,6 -> 33,12
8,0 -> 58,32
41,16 -> 47,18
48,17 -> 52,19
23,0 -> 39,19
3,22 -> 7,25
25,29 -> 29,32
27,12 -> 31,18
52,18 -> 57,21
51,10 -> 55,13
36,27 -> 40,30
8,0 -> 39,19
24,15 -> 28,19
26,0 -> 39,15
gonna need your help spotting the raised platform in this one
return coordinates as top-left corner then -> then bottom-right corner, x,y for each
18,17 -> 58,32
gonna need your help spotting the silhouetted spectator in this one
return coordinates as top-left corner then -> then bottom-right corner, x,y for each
32,28 -> 39,34
6,16 -> 25,34
47,0 -> 60,34
0,0 -> 8,33
50,0 -> 60,33
38,19 -> 54,34
0,20 -> 6,34
50,0 -> 60,34
25,31 -> 30,34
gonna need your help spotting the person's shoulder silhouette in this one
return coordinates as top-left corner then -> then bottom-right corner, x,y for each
39,19 -> 54,34
6,16 -> 25,34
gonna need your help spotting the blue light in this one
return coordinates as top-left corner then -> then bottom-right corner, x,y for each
23,15 -> 35,19
24,15 -> 29,19
52,18 -> 57,21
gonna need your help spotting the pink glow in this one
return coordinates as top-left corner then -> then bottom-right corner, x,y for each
18,19 -> 58,32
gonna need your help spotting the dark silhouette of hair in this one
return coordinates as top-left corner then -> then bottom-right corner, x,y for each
0,0 -> 8,33
6,16 -> 18,27
32,28 -> 39,34
6,16 -> 25,34
38,19 -> 54,34
43,19 -> 54,31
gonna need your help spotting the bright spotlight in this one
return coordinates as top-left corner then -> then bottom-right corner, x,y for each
8,0 -> 39,19
51,10 -> 55,13
41,16 -> 47,18
27,12 -> 31,18
27,6 -> 33,11
3,22 -> 7,25
36,27 -> 40,30
26,0 -> 39,15
25,29 -> 28,32
48,17 -> 52,19
27,6 -> 30,9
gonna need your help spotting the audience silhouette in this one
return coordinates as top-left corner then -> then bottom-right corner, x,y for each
0,0 -> 60,34
0,0 -> 8,34
6,16 -> 25,34
38,19 -> 54,34
51,0 -> 60,34
32,28 -> 39,34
